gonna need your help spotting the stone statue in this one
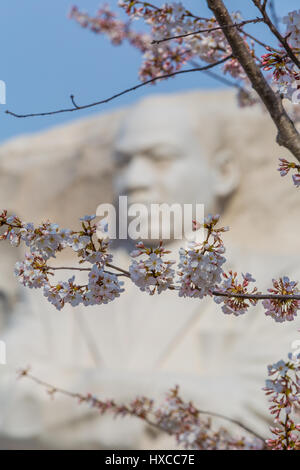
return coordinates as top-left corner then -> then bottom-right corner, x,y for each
0,90 -> 299,449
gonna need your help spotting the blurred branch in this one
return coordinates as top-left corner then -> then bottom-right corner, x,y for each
19,369 -> 266,444
269,0 -> 280,31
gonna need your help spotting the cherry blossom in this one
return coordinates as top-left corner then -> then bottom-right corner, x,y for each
263,277 -> 300,323
14,253 -> 49,289
70,2 -> 250,84
264,349 -> 300,450
178,215 -> 227,299
129,241 -> 175,294
214,271 -> 258,316
2,209 -> 300,322
278,158 -> 300,187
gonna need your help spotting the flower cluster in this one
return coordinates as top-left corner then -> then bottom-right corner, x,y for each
66,1 -> 298,110
263,277 -> 300,323
69,4 -> 149,50
0,210 -> 124,310
86,265 -> 124,305
278,157 -> 300,187
2,209 -> 300,323
70,2 -> 252,84
14,253 -> 49,289
214,271 -> 258,316
264,351 -> 300,450
129,241 -> 175,294
178,215 -> 227,299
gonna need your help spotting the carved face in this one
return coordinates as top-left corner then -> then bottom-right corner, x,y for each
112,98 -> 230,243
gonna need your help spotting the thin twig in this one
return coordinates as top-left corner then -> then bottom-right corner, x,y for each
238,27 -> 279,52
48,265 -> 128,277
195,408 -> 266,442
70,94 -> 79,108
151,18 -> 264,45
106,262 -> 130,277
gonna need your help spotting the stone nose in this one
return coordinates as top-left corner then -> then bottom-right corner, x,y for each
123,155 -> 156,193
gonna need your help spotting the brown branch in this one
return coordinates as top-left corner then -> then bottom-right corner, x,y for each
106,262 -> 130,277
252,0 -> 300,69
151,18 -> 264,45
212,291 -> 300,301
189,58 -> 245,91
5,56 -> 232,119
237,27 -> 279,52
206,0 -> 300,163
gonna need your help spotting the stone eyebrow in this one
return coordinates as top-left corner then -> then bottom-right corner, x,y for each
114,144 -> 180,159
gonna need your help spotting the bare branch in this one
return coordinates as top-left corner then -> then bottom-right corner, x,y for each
206,0 -> 300,163
70,94 -> 79,109
5,55 -> 232,119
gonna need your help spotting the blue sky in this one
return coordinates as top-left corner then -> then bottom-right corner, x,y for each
0,0 -> 299,143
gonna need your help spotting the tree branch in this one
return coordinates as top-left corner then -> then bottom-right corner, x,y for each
151,18 -> 264,45
206,0 -> 300,163
5,56 -> 232,119
48,265 -> 300,301
212,291 -> 300,301
252,0 -> 300,69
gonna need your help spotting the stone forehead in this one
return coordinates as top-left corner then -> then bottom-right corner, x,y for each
126,94 -> 197,125
115,94 -> 201,151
